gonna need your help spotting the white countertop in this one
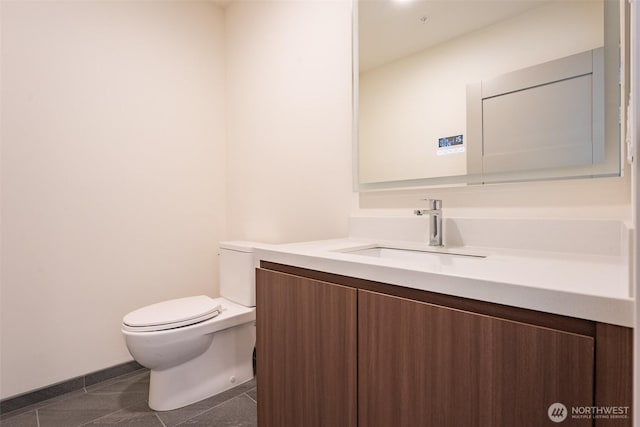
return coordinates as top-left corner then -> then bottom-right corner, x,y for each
252,238 -> 634,327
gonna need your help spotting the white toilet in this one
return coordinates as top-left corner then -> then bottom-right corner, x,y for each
121,242 -> 257,411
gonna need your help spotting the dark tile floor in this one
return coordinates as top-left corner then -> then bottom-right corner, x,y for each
0,370 -> 257,427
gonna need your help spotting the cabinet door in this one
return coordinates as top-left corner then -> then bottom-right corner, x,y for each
358,290 -> 595,427
256,269 -> 357,427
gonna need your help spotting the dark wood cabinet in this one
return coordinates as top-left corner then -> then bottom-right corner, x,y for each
594,323 -> 634,427
256,268 -> 357,427
358,289 -> 594,426
256,262 -> 632,427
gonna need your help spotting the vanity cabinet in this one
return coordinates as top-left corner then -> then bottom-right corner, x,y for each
256,263 -> 632,427
359,290 -> 593,426
255,268 -> 357,427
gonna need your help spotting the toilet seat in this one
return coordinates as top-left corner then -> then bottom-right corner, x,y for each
123,295 -> 223,332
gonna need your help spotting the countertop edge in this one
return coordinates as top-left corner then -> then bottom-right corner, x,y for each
254,245 -> 634,328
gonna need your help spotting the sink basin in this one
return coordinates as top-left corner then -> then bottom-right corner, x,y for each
341,246 -> 486,263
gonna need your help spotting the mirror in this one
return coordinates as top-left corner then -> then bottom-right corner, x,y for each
355,0 -> 623,190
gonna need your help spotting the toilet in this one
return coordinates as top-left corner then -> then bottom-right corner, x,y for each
121,242 -> 257,411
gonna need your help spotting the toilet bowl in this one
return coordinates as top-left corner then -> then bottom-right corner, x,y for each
121,242 -> 257,411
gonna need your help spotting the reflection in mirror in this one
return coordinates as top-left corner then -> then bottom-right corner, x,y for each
356,0 -> 622,189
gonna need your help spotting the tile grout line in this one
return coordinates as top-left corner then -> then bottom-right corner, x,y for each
1,371 -> 150,425
76,394 -> 150,427
156,413 -> 168,427
173,393 -> 250,426
244,391 -> 257,404
4,374 -> 256,427
0,362 -> 144,416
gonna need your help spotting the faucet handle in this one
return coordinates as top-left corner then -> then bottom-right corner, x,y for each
421,198 -> 442,210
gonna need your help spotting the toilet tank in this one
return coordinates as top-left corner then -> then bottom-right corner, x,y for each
219,241 -> 257,307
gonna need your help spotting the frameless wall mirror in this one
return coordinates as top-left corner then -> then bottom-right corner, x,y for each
355,0 -> 625,190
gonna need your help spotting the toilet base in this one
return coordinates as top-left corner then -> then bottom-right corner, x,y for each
148,322 -> 255,411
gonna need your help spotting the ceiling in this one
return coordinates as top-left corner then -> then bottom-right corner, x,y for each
358,0 -> 549,72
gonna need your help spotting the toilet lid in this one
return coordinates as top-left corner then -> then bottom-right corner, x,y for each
123,295 -> 222,331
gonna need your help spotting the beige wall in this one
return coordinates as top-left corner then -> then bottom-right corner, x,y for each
0,0 -> 354,399
358,174 -> 631,221
225,0 -> 353,243
1,1 -> 228,399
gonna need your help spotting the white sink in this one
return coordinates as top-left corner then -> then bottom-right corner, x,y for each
340,246 -> 487,264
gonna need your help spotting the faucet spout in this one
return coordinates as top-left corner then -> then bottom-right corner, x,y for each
414,199 -> 443,247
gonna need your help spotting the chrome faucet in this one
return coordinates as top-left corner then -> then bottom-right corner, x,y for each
414,199 -> 443,247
